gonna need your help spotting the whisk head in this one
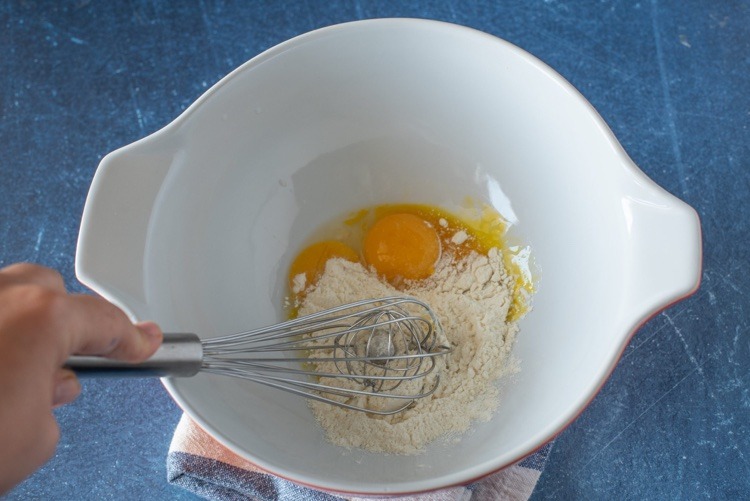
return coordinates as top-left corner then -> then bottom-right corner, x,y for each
201,297 -> 451,415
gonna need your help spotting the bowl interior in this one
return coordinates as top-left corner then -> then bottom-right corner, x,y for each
137,20 -> 641,493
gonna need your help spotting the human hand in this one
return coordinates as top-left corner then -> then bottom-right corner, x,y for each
0,263 -> 163,494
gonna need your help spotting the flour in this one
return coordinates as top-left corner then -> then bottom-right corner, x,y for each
291,273 -> 307,295
451,230 -> 469,245
297,247 -> 519,454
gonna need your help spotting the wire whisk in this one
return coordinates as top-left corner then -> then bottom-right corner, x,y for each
67,297 -> 451,415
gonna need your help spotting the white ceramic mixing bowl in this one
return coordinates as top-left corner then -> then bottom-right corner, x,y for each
76,19 -> 701,495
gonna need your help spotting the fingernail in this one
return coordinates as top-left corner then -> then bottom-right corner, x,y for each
136,321 -> 163,345
53,374 -> 81,408
136,321 -> 161,337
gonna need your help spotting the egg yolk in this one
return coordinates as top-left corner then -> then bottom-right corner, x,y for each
363,213 -> 441,281
288,240 -> 359,290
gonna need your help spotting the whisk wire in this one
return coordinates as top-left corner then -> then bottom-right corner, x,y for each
204,315 -> 432,354
205,366 -> 442,415
200,296 -> 450,415
202,297 -> 435,346
202,353 -> 440,381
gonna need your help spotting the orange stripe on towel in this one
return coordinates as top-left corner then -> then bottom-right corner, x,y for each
168,414 -> 264,473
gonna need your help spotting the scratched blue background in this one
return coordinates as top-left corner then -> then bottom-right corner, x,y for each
1,1 -> 748,499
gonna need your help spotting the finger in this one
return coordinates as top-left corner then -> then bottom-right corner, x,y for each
0,263 -> 66,292
60,295 -> 162,363
0,414 -> 60,495
52,369 -> 81,408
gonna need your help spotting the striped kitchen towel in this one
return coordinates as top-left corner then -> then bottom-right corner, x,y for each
167,414 -> 553,500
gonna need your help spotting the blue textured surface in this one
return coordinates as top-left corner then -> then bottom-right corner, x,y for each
1,1 -> 747,499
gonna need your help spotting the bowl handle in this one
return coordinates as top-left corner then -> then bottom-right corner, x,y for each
621,177 -> 702,322
75,139 -> 176,319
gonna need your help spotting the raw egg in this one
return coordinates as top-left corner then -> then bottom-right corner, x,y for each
288,240 -> 359,291
363,213 -> 441,281
286,203 -> 533,321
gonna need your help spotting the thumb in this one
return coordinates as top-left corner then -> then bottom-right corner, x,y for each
60,295 -> 162,362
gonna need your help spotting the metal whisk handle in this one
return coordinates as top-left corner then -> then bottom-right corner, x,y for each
65,332 -> 203,378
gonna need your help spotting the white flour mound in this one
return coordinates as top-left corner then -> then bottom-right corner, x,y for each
296,247 -> 520,454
